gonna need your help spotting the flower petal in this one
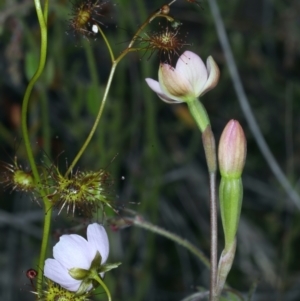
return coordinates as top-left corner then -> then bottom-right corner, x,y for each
145,78 -> 163,94
44,258 -> 81,292
145,78 -> 182,103
159,64 -> 193,100
53,234 -> 95,270
87,224 -> 109,264
176,51 -> 208,96
199,56 -> 220,96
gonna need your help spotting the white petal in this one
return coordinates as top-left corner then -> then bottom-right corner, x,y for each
44,258 -> 81,292
53,234 -> 95,270
159,64 -> 193,100
145,78 -> 163,94
176,51 -> 208,96
199,56 -> 220,96
145,78 -> 182,103
157,94 -> 184,104
87,224 -> 109,264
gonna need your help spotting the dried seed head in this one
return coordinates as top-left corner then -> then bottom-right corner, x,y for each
68,0 -> 109,38
0,157 -> 35,193
47,167 -> 115,217
138,25 -> 189,63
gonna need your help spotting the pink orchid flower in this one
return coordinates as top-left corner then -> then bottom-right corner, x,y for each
145,50 -> 220,103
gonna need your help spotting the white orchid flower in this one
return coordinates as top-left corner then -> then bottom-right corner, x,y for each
145,50 -> 220,103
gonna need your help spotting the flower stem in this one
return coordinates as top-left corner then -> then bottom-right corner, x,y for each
127,2 -> 176,49
22,0 -> 47,185
126,216 -> 210,268
187,99 -> 210,133
65,8 -> 175,176
202,126 -> 218,300
97,25 -> 115,62
65,59 -> 118,177
92,273 -> 112,301
186,100 -> 218,300
37,201 -> 52,293
209,172 -> 218,301
22,0 -> 52,296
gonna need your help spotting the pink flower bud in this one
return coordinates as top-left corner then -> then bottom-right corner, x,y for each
218,120 -> 246,178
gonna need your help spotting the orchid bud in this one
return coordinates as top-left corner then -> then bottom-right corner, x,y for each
218,120 -> 247,251
218,120 -> 246,179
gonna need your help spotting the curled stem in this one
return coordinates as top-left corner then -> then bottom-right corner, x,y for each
92,273 -> 112,301
22,0 -> 52,296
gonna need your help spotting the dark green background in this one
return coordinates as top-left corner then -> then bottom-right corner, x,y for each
0,0 -> 299,300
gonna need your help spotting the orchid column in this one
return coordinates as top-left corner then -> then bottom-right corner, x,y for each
146,50 -> 220,300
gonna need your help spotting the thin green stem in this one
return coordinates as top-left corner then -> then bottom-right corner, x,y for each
65,3 -> 178,176
186,100 -> 218,300
21,0 -> 52,296
202,129 -> 218,301
128,216 -> 210,268
22,0 -> 47,185
202,126 -> 218,299
127,0 -> 177,49
65,61 -> 118,177
37,201 -> 52,294
97,25 -> 115,62
92,273 -> 112,301
210,172 -> 218,301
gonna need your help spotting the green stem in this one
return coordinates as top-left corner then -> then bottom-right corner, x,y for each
92,273 -> 112,301
186,100 -> 218,300
65,60 -> 118,177
21,0 -> 52,296
37,201 -> 52,294
65,3 -> 178,176
186,99 -> 210,133
97,25 -> 115,62
216,239 -> 237,296
209,171 -> 218,301
127,4 -> 175,49
202,126 -> 218,299
129,216 -> 210,268
22,0 -> 47,184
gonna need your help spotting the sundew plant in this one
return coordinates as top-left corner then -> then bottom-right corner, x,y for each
1,0 -> 300,301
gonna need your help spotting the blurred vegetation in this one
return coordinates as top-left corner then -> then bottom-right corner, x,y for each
0,0 -> 300,300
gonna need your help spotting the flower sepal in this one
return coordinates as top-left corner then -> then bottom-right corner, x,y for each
98,262 -> 122,274
75,278 -> 94,297
70,252 -> 103,296
69,267 -> 90,280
